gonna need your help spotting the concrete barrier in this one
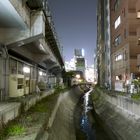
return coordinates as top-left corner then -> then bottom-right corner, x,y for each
93,88 -> 140,140
21,90 -> 54,112
0,103 -> 21,126
103,92 -> 140,118
0,90 -> 54,129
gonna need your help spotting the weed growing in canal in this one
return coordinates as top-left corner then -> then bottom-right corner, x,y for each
53,85 -> 69,94
29,98 -> 48,113
131,93 -> 140,100
31,103 -> 48,113
5,124 -> 25,136
118,92 -> 126,96
91,90 -> 100,101
26,115 -> 33,122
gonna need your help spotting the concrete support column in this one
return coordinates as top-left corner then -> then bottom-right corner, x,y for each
0,46 -> 9,101
48,74 -> 57,88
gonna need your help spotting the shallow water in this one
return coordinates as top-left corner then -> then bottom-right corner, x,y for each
75,88 -> 111,140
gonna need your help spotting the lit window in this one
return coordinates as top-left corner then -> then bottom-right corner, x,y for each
23,67 -> 30,73
138,38 -> 140,45
115,16 -> 121,29
116,75 -> 122,80
137,11 -> 140,18
116,76 -> 119,80
115,54 -> 123,61
39,71 -> 43,76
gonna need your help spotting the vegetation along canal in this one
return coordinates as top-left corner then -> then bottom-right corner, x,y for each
74,88 -> 112,140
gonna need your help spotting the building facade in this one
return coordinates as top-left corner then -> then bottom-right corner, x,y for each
110,0 -> 140,91
65,58 -> 76,72
97,0 -> 111,88
0,0 -> 64,101
74,49 -> 86,77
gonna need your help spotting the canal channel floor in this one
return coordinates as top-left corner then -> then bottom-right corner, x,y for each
74,89 -> 112,140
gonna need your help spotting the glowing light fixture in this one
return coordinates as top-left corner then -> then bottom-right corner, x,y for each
23,67 -> 30,73
76,74 -> 80,79
39,71 -> 43,76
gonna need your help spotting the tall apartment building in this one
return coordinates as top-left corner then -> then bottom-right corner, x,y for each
97,0 -> 111,88
110,0 -> 140,91
97,0 -> 105,86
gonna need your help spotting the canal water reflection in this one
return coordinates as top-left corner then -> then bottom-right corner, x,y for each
75,88 -> 111,140
80,89 -> 96,140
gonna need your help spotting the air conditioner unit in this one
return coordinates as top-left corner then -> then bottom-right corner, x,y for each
9,74 -> 24,97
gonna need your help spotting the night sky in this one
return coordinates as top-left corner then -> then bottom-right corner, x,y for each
48,0 -> 97,66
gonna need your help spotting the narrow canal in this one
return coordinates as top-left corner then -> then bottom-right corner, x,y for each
74,88 -> 111,140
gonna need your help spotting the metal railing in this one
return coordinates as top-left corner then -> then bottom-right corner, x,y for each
43,0 -> 63,55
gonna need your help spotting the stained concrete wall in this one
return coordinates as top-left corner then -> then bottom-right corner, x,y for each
103,92 -> 140,118
93,88 -> 140,140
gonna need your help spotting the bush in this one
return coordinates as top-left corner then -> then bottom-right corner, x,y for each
118,92 -> 126,96
131,93 -> 140,100
53,85 -> 69,94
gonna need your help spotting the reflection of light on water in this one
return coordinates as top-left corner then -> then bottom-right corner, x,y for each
84,88 -> 93,113
80,88 -> 96,140
80,114 -> 90,135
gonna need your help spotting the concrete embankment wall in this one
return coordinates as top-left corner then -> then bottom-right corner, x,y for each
0,90 -> 54,130
93,88 -> 140,140
37,86 -> 84,140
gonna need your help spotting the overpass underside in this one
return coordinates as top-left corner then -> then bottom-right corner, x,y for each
0,0 -> 64,100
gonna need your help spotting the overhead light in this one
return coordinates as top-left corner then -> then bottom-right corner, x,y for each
23,67 -> 30,73
39,71 -> 43,76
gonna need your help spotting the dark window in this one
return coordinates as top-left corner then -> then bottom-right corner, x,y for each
114,0 -> 121,11
124,29 -> 127,39
138,39 -> 140,45
18,62 -> 23,74
124,8 -> 125,17
124,50 -> 128,60
9,58 -> 17,74
114,35 -> 121,47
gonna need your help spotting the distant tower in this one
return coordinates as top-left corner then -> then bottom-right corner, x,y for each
74,49 -> 86,77
74,48 -> 85,57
